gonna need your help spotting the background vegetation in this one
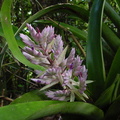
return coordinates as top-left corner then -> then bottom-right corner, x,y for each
0,0 -> 90,105
0,0 -> 120,120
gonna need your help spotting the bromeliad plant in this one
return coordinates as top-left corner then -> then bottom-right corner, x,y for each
20,23 -> 88,102
0,0 -> 120,120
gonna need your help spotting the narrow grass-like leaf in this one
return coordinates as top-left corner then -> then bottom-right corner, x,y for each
95,83 -> 115,108
86,0 -> 106,99
1,0 -> 45,71
102,23 -> 120,52
111,74 -> 120,101
105,95 -> 120,120
35,20 -> 87,41
95,74 -> 120,108
105,2 -> 120,29
102,39 -> 114,61
105,47 -> 120,88
0,101 -> 104,120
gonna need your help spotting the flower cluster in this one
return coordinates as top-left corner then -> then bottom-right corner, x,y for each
20,24 -> 88,102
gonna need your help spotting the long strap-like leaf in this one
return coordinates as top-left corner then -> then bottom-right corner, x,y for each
106,47 -> 120,88
86,0 -> 106,99
0,101 -> 104,120
105,2 -> 120,29
102,23 -> 120,52
1,0 -> 45,71
105,95 -> 120,120
15,3 -> 88,36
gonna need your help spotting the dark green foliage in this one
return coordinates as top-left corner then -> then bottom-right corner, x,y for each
0,0 -> 120,119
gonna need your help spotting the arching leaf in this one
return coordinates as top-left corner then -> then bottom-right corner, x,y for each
86,0 -> 106,99
0,101 -> 104,120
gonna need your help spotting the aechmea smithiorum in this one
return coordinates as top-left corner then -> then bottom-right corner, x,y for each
20,23 -> 90,102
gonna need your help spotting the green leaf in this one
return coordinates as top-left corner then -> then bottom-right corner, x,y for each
111,74 -> 120,101
0,101 -> 104,120
102,23 -> 120,52
86,0 -> 106,99
102,39 -> 114,68
14,2 -> 119,54
105,47 -> 120,88
0,0 -> 45,71
115,0 -> 120,11
12,2 -> 120,53
95,83 -> 115,108
57,22 -> 87,41
105,95 -> 120,120
15,3 -> 88,36
95,74 -> 120,108
105,2 -> 120,29
10,90 -> 48,104
35,20 -> 87,41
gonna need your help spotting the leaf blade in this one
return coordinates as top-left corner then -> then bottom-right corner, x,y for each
0,0 -> 45,71
86,0 -> 106,99
0,101 -> 104,120
105,47 -> 120,88
105,95 -> 120,120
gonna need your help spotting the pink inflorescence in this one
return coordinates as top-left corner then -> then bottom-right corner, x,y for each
20,24 -> 88,101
